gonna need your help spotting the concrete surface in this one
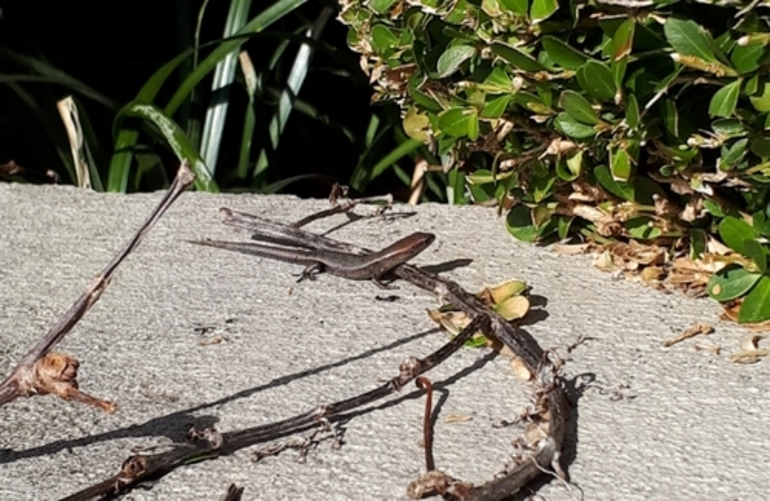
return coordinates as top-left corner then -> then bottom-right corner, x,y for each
0,183 -> 768,501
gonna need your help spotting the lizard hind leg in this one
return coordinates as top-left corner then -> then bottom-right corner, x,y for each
297,262 -> 324,282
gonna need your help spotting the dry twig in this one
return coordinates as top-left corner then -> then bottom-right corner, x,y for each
0,161 -> 195,412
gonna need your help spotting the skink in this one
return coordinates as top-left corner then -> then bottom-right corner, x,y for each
190,232 -> 435,287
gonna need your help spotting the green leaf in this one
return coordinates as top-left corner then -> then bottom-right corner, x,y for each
731,44 -> 763,74
719,216 -> 758,255
403,107 -> 432,142
541,36 -> 589,70
595,164 -> 634,200
610,147 -> 632,181
531,172 -> 555,202
200,0 -> 254,179
482,95 -> 512,118
663,18 -> 717,63
371,24 -> 400,53
626,216 -> 661,240
660,99 -> 679,137
576,61 -> 616,101
438,108 -> 478,138
500,0 -> 528,15
557,215 -> 573,240
506,205 -> 539,242
612,19 -> 635,61
712,118 -> 746,138
719,138 -> 749,170
491,42 -> 548,72
738,275 -> 770,323
749,82 -> 770,112
690,228 -> 707,259
708,79 -> 742,118
530,0 -> 558,23
120,102 -> 217,191
707,265 -> 762,302
751,137 -> 770,160
556,151 -> 582,181
484,66 -> 513,92
559,90 -> 601,125
554,113 -> 596,139
626,94 -> 639,129
744,239 -> 768,274
437,45 -> 476,77
368,0 -> 398,13
703,199 -> 725,217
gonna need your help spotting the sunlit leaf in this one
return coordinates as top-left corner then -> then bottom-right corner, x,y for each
541,36 -> 589,70
506,205 -> 538,242
530,0 -> 557,23
708,79 -> 742,118
559,90 -> 601,125
663,18 -> 717,63
437,45 -> 476,77
738,275 -> 770,323
120,102 -> 217,192
577,60 -> 616,101
719,216 -> 758,255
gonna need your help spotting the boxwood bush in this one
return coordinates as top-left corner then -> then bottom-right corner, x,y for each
337,0 -> 770,323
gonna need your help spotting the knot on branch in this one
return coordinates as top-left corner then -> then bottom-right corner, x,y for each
27,353 -> 116,413
115,455 -> 148,493
406,470 -> 472,500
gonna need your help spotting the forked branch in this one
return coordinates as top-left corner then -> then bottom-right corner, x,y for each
0,161 -> 195,412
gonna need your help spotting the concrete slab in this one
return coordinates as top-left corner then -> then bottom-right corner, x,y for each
0,183 -> 768,500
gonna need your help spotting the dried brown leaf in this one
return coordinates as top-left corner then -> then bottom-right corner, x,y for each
661,322 -> 713,347
510,357 -> 533,381
445,414 -> 473,423
495,295 -> 530,321
552,243 -> 592,255
730,350 -> 770,364
694,342 -> 721,355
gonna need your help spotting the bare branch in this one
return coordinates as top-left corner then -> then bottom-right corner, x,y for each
0,161 -> 195,411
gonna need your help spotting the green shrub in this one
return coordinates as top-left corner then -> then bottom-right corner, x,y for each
337,0 -> 770,322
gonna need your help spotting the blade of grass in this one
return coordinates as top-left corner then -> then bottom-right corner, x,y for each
255,7 -> 333,177
108,0 -> 307,192
199,0 -> 252,177
109,50 -> 195,192
165,0 -> 308,117
0,49 -> 119,109
236,51 -> 258,181
56,97 -> 92,189
119,102 -> 218,191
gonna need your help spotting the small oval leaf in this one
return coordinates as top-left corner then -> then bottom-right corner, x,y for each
506,205 -> 539,242
554,113 -> 596,139
707,265 -> 762,302
559,90 -> 601,125
663,18 -> 717,63
738,275 -> 770,323
577,60 -> 616,101
610,147 -> 632,181
541,36 -> 589,70
530,0 -> 558,23
491,42 -> 548,72
437,45 -> 476,78
719,216 -> 758,255
708,79 -> 742,118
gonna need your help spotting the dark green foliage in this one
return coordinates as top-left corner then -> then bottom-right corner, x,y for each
338,0 -> 770,321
